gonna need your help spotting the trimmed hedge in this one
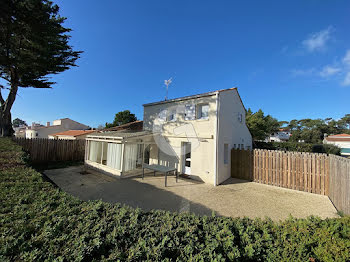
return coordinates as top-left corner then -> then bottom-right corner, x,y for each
1,138 -> 349,261
254,141 -> 341,155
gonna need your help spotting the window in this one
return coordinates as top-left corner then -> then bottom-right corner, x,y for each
159,109 -> 167,121
167,109 -> 176,121
144,145 -> 150,164
185,104 -> 195,120
224,144 -> 229,164
106,143 -> 122,170
197,104 -> 209,120
233,144 -> 236,149
238,113 -> 242,123
89,141 -> 102,163
246,146 -> 251,150
241,144 -> 244,149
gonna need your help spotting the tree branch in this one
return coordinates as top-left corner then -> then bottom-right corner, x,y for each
0,88 -> 4,105
3,68 -> 18,114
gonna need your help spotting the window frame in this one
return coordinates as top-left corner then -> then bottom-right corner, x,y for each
238,113 -> 243,123
184,104 -> 195,121
167,109 -> 176,122
196,103 -> 209,120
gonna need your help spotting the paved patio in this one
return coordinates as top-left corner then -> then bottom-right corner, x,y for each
44,165 -> 338,221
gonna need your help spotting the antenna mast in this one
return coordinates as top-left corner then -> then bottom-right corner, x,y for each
164,78 -> 172,100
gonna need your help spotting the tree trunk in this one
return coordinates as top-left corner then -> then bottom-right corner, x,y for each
0,111 -> 14,137
0,71 -> 18,137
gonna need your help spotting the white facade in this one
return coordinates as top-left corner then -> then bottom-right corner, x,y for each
85,88 -> 252,186
266,130 -> 291,142
216,89 -> 252,184
25,129 -> 38,139
25,118 -> 90,139
324,134 -> 350,156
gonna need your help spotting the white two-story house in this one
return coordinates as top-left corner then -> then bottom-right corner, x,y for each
85,88 -> 252,185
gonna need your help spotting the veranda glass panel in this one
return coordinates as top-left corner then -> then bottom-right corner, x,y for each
89,141 -> 102,162
123,144 -> 144,172
106,143 -> 122,170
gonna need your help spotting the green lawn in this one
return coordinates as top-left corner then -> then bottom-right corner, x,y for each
0,138 -> 349,261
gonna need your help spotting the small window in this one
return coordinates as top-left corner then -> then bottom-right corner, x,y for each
167,109 -> 176,121
233,144 -> 236,149
224,144 -> 229,164
159,109 -> 167,121
238,113 -> 242,123
197,104 -> 209,120
185,104 -> 195,120
241,144 -> 244,149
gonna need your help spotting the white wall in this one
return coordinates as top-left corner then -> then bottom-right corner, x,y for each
143,94 -> 217,184
216,89 -> 252,184
143,89 -> 252,185
267,131 -> 290,142
324,140 -> 350,148
324,139 -> 350,157
35,119 -> 90,138
25,129 -> 37,139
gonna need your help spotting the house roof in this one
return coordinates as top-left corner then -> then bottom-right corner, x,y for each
143,87 -> 238,107
103,120 -> 143,132
50,130 -> 96,137
87,130 -> 152,140
325,134 -> 350,142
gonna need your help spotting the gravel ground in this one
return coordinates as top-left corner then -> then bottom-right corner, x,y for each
44,165 -> 338,221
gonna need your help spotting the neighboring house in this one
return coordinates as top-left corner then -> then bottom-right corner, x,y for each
324,134 -> 350,156
14,124 -> 28,138
48,130 -> 97,140
25,118 -> 90,139
85,87 -> 252,186
103,120 -> 143,132
266,129 -> 291,142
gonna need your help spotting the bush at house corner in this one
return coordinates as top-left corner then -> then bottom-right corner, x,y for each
0,138 -> 349,261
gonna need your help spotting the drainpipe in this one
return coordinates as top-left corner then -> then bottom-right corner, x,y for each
214,92 -> 220,186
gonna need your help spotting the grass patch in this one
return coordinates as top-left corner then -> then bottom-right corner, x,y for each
1,138 -> 350,261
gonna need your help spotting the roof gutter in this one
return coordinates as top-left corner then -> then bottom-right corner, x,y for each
214,92 -> 220,186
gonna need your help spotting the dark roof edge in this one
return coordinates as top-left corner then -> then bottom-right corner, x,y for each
143,87 -> 237,107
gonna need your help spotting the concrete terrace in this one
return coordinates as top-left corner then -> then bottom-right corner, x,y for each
44,166 -> 338,221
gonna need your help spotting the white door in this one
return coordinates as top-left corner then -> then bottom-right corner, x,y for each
182,142 -> 191,175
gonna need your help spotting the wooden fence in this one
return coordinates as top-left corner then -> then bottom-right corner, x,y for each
329,154 -> 350,215
13,137 -> 85,163
231,149 -> 350,214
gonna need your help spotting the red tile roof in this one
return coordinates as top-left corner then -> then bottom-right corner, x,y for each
51,130 -> 96,137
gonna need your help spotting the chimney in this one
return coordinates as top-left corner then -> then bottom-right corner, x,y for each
47,121 -> 50,127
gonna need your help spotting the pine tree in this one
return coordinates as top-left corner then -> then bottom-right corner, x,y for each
0,0 -> 81,136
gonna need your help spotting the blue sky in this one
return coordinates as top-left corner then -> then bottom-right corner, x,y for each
9,0 -> 350,127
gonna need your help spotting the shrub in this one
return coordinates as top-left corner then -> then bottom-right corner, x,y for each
1,138 -> 349,261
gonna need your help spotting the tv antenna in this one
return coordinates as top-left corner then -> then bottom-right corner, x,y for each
164,77 -> 172,100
